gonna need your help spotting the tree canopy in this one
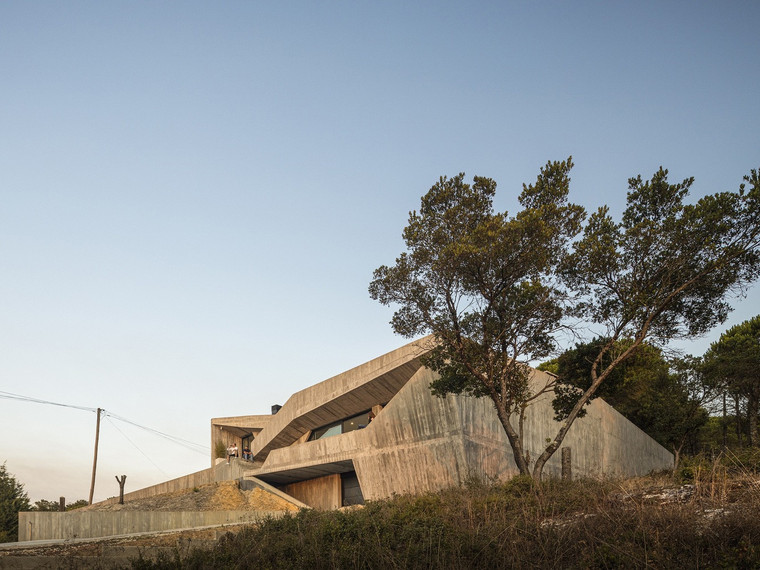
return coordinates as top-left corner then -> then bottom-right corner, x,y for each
369,158 -> 584,475
0,463 -> 30,543
371,161 -> 760,480
702,315 -> 760,446
548,340 -> 711,466
531,165 -> 760,477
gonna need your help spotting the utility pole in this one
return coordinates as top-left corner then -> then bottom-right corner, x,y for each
89,407 -> 101,505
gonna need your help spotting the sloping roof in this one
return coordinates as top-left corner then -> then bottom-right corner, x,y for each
250,336 -> 433,461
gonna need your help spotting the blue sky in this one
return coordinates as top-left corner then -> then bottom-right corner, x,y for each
2,1 -> 758,502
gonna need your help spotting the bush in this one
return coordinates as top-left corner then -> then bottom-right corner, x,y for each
133,473 -> 760,569
0,463 -> 30,543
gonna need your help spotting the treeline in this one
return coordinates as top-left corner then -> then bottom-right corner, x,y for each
543,313 -> 760,467
0,462 -> 87,543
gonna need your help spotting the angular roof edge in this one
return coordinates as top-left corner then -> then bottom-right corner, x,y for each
250,335 -> 434,460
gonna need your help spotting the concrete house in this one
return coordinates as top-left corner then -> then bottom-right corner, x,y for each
212,338 -> 673,510
19,337 -> 673,541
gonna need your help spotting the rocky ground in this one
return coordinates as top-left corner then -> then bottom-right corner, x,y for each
79,480 -> 299,513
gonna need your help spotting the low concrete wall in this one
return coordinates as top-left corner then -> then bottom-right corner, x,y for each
18,510 -> 283,542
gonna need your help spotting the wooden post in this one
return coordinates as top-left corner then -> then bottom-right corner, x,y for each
59,497 -> 65,512
89,407 -> 102,505
115,475 -> 127,505
561,447 -> 572,480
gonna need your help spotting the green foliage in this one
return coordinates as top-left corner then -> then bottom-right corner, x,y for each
370,161 -> 760,480
534,165 -> 760,478
66,499 -> 88,511
369,159 -> 585,475
703,315 -> 760,445
551,340 -> 710,453
31,499 -> 60,512
31,497 -> 88,512
563,167 -> 760,345
0,462 -> 30,543
214,440 -> 227,459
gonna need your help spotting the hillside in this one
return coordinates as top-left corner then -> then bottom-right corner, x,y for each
4,458 -> 760,568
81,480 -> 298,513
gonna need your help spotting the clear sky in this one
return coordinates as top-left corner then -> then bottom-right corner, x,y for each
1,1 -> 758,503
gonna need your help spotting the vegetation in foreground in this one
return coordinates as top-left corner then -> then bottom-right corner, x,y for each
134,453 -> 760,569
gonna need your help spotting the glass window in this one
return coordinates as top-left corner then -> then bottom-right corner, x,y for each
343,412 -> 370,433
310,422 -> 341,441
308,410 -> 372,441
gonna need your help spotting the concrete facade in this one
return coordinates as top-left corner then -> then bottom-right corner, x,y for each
214,338 -> 673,508
18,510 -> 283,542
18,338 -> 674,542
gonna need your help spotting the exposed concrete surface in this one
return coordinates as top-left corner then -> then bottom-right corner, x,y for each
247,365 -> 673,502
19,509 -> 280,542
0,523 -> 250,569
240,476 -> 311,510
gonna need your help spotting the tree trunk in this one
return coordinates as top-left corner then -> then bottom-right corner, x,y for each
735,394 -> 743,446
672,441 -> 684,472
532,336 -> 640,480
115,475 -> 127,505
492,402 -> 531,475
748,396 -> 758,447
722,392 -> 728,449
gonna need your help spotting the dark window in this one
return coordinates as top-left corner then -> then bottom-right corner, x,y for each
343,412 -> 370,433
341,472 -> 365,506
309,411 -> 371,441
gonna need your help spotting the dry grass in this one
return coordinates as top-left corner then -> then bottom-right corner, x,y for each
85,480 -> 298,513
133,455 -> 760,569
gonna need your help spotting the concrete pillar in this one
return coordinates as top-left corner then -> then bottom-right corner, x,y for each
561,447 -> 572,480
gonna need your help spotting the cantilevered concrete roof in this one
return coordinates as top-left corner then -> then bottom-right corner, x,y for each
250,336 -> 433,461
254,459 -> 356,485
211,414 -> 272,438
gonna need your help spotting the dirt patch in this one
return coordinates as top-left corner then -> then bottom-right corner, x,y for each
81,480 -> 299,513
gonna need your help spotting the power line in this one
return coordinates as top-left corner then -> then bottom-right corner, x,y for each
104,411 -> 209,455
0,390 -> 97,413
105,416 -> 169,477
1,389 -> 209,454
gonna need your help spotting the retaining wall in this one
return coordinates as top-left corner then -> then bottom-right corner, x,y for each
18,510 -> 282,542
95,459 -> 253,507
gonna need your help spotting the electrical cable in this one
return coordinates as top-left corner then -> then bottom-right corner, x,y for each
104,411 -> 209,455
0,390 -> 97,413
104,416 -> 169,477
1,389 -> 209,454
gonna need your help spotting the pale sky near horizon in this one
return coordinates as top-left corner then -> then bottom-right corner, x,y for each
2,1 -> 759,503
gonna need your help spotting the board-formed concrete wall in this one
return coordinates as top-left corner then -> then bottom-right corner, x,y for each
249,365 -> 673,503
355,366 -> 673,498
283,474 -> 342,511
18,510 -> 284,542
